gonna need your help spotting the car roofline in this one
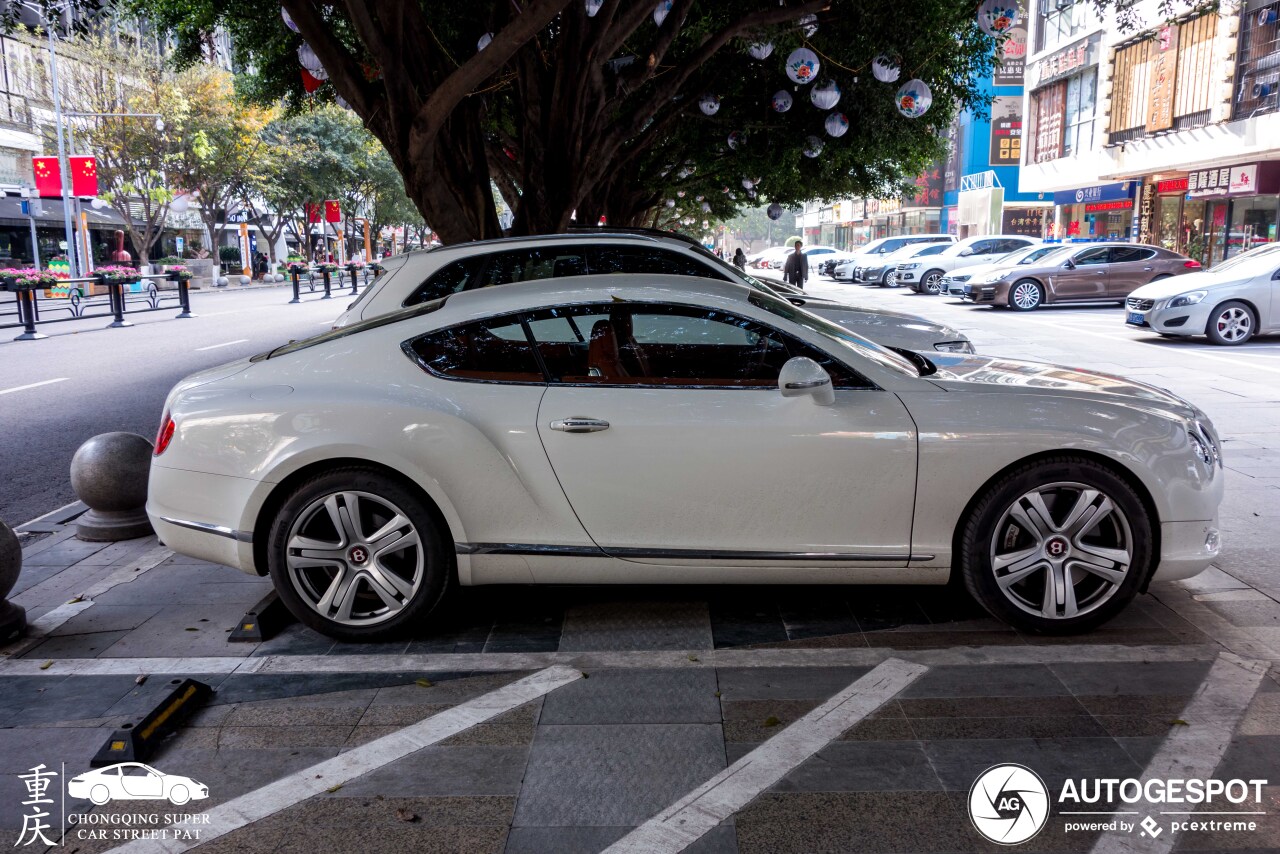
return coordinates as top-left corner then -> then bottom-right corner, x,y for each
393,231 -> 673,260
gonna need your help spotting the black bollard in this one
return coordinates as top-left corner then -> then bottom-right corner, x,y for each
171,272 -> 194,319
13,287 -> 45,341
349,266 -> 358,295
289,270 -> 301,304
321,269 -> 332,299
104,275 -> 132,328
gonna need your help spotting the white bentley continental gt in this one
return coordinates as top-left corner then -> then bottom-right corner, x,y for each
147,275 -> 1223,640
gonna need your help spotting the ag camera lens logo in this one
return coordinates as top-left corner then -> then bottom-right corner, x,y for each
969,764 -> 1050,845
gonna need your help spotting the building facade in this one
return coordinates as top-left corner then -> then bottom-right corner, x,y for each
1021,0 -> 1280,264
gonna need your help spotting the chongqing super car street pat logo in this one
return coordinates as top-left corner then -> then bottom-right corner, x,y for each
67,762 -> 209,806
969,764 -> 1050,845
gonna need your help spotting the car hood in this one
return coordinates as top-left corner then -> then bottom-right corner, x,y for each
805,302 -> 966,345
1128,271 -> 1236,299
925,353 -> 1197,416
942,262 -> 1002,280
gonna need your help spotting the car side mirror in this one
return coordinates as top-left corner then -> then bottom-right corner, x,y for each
1064,258 -> 1076,269
779,356 -> 834,405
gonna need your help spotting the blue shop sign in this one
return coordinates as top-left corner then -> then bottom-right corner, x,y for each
1052,182 -> 1137,206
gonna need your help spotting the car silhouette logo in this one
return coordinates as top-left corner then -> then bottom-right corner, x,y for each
66,763 -> 209,806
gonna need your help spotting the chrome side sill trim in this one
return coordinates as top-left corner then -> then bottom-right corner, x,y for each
160,516 -> 253,543
456,542 -> 926,562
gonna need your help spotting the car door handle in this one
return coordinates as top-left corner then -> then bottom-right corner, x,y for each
1142,266 -> 1153,271
550,417 -> 610,433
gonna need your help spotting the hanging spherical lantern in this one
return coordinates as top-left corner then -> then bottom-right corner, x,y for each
748,41 -> 774,60
803,135 -> 824,158
677,190 -> 686,198
297,43 -> 323,73
798,14 -> 818,37
665,198 -> 676,208
585,0 -> 604,17
310,63 -> 329,81
824,112 -> 849,137
872,55 -> 901,83
698,94 -> 721,116
747,189 -> 758,199
701,201 -> 711,212
695,195 -> 704,202
896,79 -> 933,118
977,0 -> 1020,36
742,178 -> 754,189
282,7 -> 300,33
767,202 -> 783,220
654,0 -> 672,26
785,48 -> 820,85
810,80 -> 841,110
771,90 -> 793,113
727,131 -> 745,150
702,220 -> 710,228
477,32 -> 493,51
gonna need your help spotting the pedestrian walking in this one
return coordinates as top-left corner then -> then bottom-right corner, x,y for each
782,240 -> 808,289
732,247 -> 746,270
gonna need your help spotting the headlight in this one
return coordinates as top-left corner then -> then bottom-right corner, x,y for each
934,341 -> 974,353
1168,290 -> 1207,308
1195,421 -> 1222,467
951,275 -> 971,283
901,263 -> 921,270
1188,432 -> 1213,466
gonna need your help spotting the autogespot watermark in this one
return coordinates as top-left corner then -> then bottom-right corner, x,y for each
967,764 -> 1269,845
14,762 -> 211,847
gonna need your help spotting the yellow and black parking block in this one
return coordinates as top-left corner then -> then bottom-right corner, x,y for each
91,678 -> 213,767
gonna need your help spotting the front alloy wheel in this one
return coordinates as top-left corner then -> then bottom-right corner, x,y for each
267,469 -> 450,640
922,270 -> 944,294
960,458 -> 1151,634
883,269 -> 898,287
1009,279 -> 1044,311
1206,301 -> 1255,345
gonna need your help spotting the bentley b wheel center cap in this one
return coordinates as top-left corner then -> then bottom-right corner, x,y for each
1044,536 -> 1070,559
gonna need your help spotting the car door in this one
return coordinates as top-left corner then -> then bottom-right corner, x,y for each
1104,246 -> 1159,296
531,302 -> 918,566
119,765 -> 164,798
1051,246 -> 1111,301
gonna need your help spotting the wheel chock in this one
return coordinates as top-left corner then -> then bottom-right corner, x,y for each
91,678 -> 213,767
227,590 -> 295,643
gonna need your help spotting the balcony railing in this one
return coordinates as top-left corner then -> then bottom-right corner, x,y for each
1234,1 -> 1280,119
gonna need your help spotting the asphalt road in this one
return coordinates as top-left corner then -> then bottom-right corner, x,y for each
0,283 -> 350,526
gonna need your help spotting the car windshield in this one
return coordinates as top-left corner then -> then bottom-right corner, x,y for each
746,288 -> 920,377
1207,243 -> 1280,275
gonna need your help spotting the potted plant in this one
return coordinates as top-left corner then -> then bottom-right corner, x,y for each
286,260 -> 310,275
316,261 -> 340,275
95,264 -> 141,294
1,267 -> 62,292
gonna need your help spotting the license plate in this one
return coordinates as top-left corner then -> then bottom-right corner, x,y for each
1126,311 -> 1146,326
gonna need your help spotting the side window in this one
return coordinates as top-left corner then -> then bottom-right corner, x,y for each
584,245 -> 728,279
403,257 -> 483,306
879,240 -> 905,254
1074,247 -> 1110,265
968,240 -> 996,255
524,304 -> 864,388
915,244 -> 947,256
996,239 -> 1031,254
1108,247 -> 1156,263
479,248 -> 588,287
405,315 -> 544,384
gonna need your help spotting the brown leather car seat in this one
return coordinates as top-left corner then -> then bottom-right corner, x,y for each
611,311 -> 651,376
587,319 -> 628,379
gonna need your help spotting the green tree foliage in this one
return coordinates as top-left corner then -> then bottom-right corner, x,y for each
128,0 -> 1006,242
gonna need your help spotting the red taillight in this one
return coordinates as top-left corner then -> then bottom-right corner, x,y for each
1184,259 -> 1202,269
154,412 -> 175,456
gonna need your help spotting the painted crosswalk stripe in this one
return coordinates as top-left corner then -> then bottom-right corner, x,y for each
104,665 -> 582,854
602,657 -> 928,854
1090,653 -> 1268,854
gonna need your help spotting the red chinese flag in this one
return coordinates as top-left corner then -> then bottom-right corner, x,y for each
32,156 -> 61,197
305,202 -> 320,224
324,200 -> 341,222
301,69 -> 324,94
69,156 -> 98,197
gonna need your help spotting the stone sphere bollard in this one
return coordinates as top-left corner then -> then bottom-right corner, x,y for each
239,275 -> 251,286
0,519 -> 26,641
71,432 -> 155,541
216,276 -> 229,287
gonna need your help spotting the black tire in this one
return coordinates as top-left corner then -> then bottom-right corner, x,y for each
1008,279 -> 1044,311
958,456 -> 1152,635
921,270 -> 945,295
266,467 -> 452,641
1205,300 -> 1256,346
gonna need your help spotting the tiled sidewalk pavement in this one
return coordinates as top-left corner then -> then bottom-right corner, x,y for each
2,523 -> 1279,853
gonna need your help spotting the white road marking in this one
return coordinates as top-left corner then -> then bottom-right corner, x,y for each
25,601 -> 94,636
0,643 -> 1221,677
104,665 -> 582,854
193,339 -> 249,351
1089,653 -> 1269,854
603,658 -> 927,854
0,377 -> 68,395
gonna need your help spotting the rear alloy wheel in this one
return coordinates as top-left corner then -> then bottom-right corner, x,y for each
1205,300 -> 1255,346
1009,279 -> 1044,311
267,469 -> 450,641
921,270 -> 944,294
883,269 -> 898,287
959,458 -> 1151,634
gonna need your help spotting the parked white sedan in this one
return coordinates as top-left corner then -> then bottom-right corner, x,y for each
1125,244 -> 1280,344
148,275 -> 1222,640
67,763 -> 208,805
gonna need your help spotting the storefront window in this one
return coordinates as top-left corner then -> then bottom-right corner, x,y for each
1036,0 -> 1089,52
1229,196 -> 1279,253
